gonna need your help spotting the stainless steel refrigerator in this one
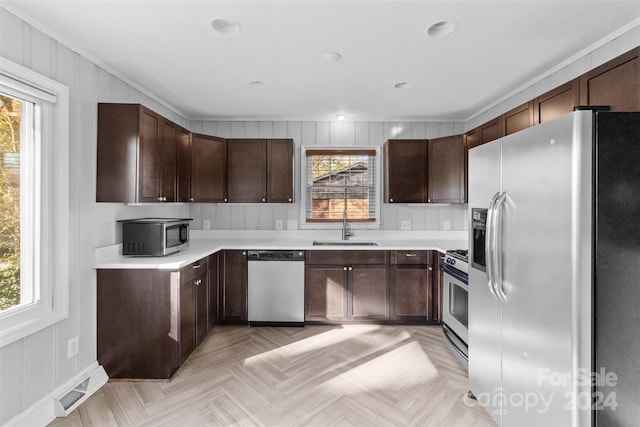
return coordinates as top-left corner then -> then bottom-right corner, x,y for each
468,109 -> 639,427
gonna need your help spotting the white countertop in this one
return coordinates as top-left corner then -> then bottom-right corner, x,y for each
93,230 -> 468,269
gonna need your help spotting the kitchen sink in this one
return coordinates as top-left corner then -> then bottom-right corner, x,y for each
312,240 -> 379,246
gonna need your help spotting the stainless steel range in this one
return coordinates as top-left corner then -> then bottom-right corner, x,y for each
442,249 -> 469,369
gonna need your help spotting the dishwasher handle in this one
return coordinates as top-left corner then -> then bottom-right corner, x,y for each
247,250 -> 305,261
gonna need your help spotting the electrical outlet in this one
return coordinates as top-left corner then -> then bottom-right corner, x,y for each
203,220 -> 211,230
67,336 -> 79,358
275,220 -> 283,230
287,219 -> 298,230
400,220 -> 412,231
443,220 -> 451,231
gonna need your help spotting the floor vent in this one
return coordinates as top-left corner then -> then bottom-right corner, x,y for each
54,365 -> 108,417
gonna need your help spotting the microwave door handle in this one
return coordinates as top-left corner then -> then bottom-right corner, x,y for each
179,225 -> 189,243
494,192 -> 508,302
485,192 -> 500,301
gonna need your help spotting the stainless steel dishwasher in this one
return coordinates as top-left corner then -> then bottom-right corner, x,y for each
247,250 -> 305,326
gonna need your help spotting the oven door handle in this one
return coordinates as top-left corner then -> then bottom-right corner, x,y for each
485,192 -> 500,301
494,192 -> 508,302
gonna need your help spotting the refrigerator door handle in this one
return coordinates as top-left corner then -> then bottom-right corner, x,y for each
494,191 -> 508,302
485,192 -> 500,301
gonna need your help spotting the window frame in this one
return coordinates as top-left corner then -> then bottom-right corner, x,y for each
0,57 -> 69,348
300,146 -> 381,230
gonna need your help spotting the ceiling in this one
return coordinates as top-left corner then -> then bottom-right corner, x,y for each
4,1 -> 639,122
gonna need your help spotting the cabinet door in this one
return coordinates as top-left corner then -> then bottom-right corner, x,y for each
384,139 -> 428,203
207,252 -> 219,331
191,134 -> 227,202
305,266 -> 348,321
195,267 -> 209,346
504,101 -> 534,136
350,266 -> 388,320
479,117 -> 504,145
159,119 -> 177,202
221,250 -> 247,323
179,278 -> 195,363
579,47 -> 639,111
138,108 -> 161,202
428,135 -> 464,203
176,127 -> 191,202
533,79 -> 579,124
390,265 -> 431,321
267,139 -> 293,202
228,139 -> 267,202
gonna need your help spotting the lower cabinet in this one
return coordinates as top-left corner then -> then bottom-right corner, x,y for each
305,250 -> 389,322
389,250 -> 434,322
97,255 -> 212,380
220,250 -> 248,323
304,249 -> 438,324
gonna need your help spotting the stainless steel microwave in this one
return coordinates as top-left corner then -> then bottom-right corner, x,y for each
119,218 -> 192,256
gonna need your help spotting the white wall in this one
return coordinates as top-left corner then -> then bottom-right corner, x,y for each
0,8 -> 189,425
188,120 -> 468,231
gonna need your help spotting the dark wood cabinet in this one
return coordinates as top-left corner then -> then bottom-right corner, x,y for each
389,250 -> 434,322
220,250 -> 248,323
383,139 -> 428,203
305,265 -> 349,321
479,117 -> 504,145
427,135 -> 465,203
267,139 -> 294,203
97,103 -> 179,203
97,256 -> 209,379
208,252 -> 220,330
504,101 -> 534,136
579,47 -> 639,112
305,250 -> 388,322
191,134 -> 227,202
533,79 -> 580,124
176,126 -> 192,202
227,139 -> 293,203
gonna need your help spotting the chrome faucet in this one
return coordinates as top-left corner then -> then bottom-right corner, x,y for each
342,209 -> 353,240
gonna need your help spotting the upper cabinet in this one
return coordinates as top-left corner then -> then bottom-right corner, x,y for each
384,137 -> 465,204
383,139 -> 428,203
533,79 -> 580,124
227,139 -> 293,203
191,134 -> 227,203
97,103 -> 179,203
579,47 -> 639,112
428,135 -> 465,204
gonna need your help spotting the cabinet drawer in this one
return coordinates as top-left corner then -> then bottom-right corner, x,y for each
180,257 -> 209,284
306,250 -> 387,265
391,250 -> 431,265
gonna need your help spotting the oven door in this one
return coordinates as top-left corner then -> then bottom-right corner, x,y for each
442,265 -> 469,359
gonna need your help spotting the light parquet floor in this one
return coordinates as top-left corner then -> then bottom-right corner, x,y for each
49,325 -> 497,427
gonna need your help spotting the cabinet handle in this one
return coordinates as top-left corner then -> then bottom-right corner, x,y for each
405,253 -> 417,257
262,197 -> 266,202
242,251 -> 246,256
348,267 -> 353,271
427,198 -> 431,202
428,266 -> 433,271
158,196 -> 162,202
343,266 -> 347,271
189,197 -> 194,202
193,264 -> 201,269
288,198 -> 292,202
389,198 -> 394,203
224,198 -> 228,202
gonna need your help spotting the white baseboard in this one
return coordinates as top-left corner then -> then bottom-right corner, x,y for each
4,362 -> 108,427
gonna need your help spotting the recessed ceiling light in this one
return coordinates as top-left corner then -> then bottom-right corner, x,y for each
322,52 -> 342,62
426,21 -> 457,38
248,81 -> 267,88
211,19 -> 241,35
336,113 -> 347,121
393,82 -> 413,90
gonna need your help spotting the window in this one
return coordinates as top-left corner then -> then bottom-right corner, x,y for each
0,57 -> 69,347
302,148 -> 380,227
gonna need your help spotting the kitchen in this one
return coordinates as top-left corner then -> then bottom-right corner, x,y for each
0,1 -> 638,426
